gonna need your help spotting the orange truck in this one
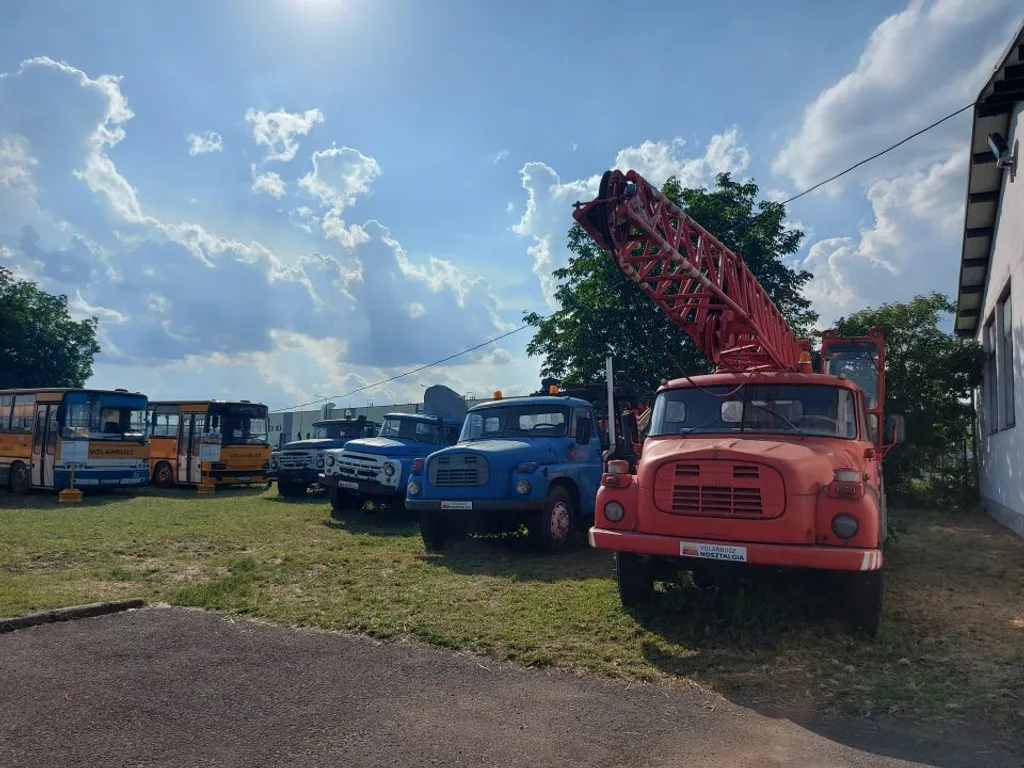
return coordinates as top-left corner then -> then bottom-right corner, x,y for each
572,170 -> 904,635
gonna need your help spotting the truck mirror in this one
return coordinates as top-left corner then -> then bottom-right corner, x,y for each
576,418 -> 592,445
885,414 -> 905,444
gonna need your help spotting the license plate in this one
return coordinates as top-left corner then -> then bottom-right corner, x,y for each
679,541 -> 748,562
237,476 -> 251,482
441,500 -> 472,510
338,480 -> 359,490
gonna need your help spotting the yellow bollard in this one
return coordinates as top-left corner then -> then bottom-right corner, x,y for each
58,462 -> 83,503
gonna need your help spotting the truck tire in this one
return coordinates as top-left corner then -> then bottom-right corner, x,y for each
152,461 -> 174,488
843,568 -> 883,637
278,482 -> 305,499
420,511 -> 450,552
614,552 -> 655,608
328,487 -> 362,519
10,461 -> 30,495
528,486 -> 576,552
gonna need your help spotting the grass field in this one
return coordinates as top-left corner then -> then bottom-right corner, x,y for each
2,486 -> 1022,729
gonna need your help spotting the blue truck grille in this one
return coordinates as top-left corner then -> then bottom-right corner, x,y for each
429,454 -> 488,487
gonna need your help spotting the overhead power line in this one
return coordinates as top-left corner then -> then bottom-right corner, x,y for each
272,102 -> 976,413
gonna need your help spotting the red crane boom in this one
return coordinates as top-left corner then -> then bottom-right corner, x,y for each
572,169 -> 808,373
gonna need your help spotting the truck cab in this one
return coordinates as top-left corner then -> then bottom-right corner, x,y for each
406,392 -> 604,552
272,416 -> 378,498
592,353 -> 904,635
320,412 -> 462,515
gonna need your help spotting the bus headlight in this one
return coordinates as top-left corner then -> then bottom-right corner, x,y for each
515,479 -> 531,495
604,501 -> 625,522
408,481 -> 421,496
831,514 -> 859,539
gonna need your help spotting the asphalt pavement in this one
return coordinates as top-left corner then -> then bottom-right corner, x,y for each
0,607 -> 1016,767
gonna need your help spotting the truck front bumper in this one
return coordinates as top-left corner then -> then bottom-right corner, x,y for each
406,499 -> 546,513
318,473 -> 400,498
588,527 -> 883,572
278,470 -> 322,485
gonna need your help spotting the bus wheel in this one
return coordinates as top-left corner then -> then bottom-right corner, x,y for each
10,462 -> 30,495
153,461 -> 174,488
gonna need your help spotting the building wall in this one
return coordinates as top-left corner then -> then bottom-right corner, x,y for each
976,102 -> 1024,538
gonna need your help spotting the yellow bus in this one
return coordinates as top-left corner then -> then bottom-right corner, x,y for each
148,400 -> 271,488
0,388 -> 151,495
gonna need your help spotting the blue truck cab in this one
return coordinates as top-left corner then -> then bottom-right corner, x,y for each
319,385 -> 466,517
271,416 -> 378,498
406,391 -> 604,552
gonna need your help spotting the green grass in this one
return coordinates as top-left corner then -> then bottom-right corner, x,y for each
2,486 -> 1022,728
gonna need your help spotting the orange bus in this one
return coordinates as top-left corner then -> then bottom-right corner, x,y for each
148,400 -> 271,488
0,387 -> 150,494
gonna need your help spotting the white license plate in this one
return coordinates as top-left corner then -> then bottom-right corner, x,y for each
237,476 -> 251,482
441,500 -> 472,510
338,480 -> 359,490
679,541 -> 748,562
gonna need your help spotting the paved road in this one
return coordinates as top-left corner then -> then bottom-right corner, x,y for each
0,608 -> 1015,767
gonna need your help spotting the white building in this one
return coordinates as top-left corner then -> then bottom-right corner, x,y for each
955,23 -> 1024,538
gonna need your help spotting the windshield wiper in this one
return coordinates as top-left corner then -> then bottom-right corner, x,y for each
747,403 -> 805,435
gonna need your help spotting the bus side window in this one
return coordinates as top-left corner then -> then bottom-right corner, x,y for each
10,395 -> 35,432
0,395 -> 12,430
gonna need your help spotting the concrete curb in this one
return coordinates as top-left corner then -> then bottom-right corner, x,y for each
0,599 -> 145,634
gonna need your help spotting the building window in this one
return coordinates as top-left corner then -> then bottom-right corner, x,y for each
985,317 -> 998,433
998,286 -> 1014,429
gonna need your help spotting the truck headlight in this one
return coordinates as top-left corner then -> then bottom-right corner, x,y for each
326,454 -> 335,467
515,479 -> 531,495
384,463 -> 395,477
408,481 -> 421,496
316,457 -> 325,469
270,457 -> 278,469
604,501 -> 625,522
831,513 -> 859,539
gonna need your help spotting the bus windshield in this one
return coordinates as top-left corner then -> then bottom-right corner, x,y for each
312,421 -> 367,439
649,384 -> 859,439
212,403 -> 269,446
63,393 -> 148,441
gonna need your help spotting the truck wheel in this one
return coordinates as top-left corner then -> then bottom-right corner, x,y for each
614,552 -> 655,608
842,568 -> 883,637
278,482 -> 304,499
528,486 -> 576,552
420,512 -> 450,552
10,461 -> 30,495
152,461 -> 174,488
328,487 -> 362,519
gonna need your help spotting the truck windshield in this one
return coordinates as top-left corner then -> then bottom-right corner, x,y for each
62,393 -> 148,441
380,417 -> 440,443
460,405 -> 569,440
212,404 -> 269,446
649,385 -> 859,439
312,421 -> 367,439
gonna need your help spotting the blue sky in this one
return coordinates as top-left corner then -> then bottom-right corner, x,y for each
1,0 -> 1021,411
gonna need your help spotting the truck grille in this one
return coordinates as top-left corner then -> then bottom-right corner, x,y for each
429,454 -> 488,487
279,451 -> 315,471
653,461 -> 783,519
336,452 -> 383,481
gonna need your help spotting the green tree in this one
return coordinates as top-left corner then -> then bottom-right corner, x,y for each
524,173 -> 817,398
0,266 -> 101,388
831,292 -> 983,505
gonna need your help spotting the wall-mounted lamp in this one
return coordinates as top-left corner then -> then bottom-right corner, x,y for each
988,132 -> 1018,182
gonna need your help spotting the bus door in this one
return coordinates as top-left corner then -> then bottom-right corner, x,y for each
31,404 -> 57,489
177,413 -> 206,485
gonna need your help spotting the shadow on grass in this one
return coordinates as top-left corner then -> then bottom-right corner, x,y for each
0,487 -> 142,509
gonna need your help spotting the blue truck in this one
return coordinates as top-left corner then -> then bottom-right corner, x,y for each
319,385 -> 466,518
405,386 -> 609,552
271,415 -> 379,498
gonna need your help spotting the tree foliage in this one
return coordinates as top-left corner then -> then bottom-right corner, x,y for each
831,292 -> 983,505
0,266 -> 101,389
524,173 -> 817,398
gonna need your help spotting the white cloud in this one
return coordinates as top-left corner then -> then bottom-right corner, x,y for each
504,201 -> 514,214
245,106 -> 324,163
187,130 -> 223,156
490,149 -> 510,164
250,164 -> 286,198
408,302 -> 426,318
773,0 -> 1018,194
298,146 -> 381,211
514,129 -> 751,307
